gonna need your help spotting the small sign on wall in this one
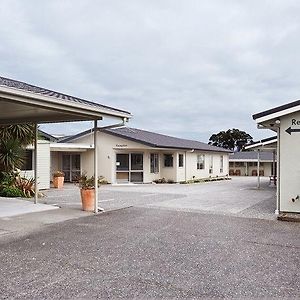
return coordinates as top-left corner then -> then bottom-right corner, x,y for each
286,119 -> 300,135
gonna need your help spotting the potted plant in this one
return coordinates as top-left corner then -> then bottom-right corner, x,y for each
75,173 -> 105,211
53,171 -> 65,188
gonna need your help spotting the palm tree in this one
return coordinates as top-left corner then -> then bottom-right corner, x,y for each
0,124 -> 35,146
0,124 -> 35,172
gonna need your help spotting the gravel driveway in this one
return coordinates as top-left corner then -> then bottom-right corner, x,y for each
42,176 -> 276,220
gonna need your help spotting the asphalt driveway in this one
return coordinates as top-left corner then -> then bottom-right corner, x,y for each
0,206 -> 299,299
0,177 -> 299,299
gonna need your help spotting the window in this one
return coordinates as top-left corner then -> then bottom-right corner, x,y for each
178,154 -> 184,167
21,150 -> 33,170
220,155 -> 224,173
150,153 -> 159,173
116,153 -> 144,183
131,153 -> 143,170
209,155 -> 213,174
229,162 -> 234,167
116,154 -> 129,171
164,154 -> 173,167
197,154 -> 205,170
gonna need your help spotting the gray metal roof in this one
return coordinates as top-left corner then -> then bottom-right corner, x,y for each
229,151 -> 275,161
0,76 -> 131,115
103,127 -> 231,153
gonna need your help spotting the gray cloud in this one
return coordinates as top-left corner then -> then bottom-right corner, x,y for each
1,0 -> 300,142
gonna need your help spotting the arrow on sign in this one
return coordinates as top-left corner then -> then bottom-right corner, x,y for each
286,127 -> 300,135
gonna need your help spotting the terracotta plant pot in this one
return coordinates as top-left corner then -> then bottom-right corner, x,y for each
80,188 -> 95,211
53,176 -> 64,188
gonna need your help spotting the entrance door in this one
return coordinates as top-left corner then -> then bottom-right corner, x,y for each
116,153 -> 143,183
62,154 -> 81,182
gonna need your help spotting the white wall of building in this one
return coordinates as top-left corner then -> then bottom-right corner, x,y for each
279,111 -> 300,213
67,131 -> 229,184
22,140 -> 50,190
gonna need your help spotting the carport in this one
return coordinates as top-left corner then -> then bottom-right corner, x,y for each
0,76 -> 132,213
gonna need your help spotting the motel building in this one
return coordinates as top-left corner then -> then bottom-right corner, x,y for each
51,127 -> 231,185
21,127 -> 231,186
251,100 -> 300,215
229,150 -> 276,177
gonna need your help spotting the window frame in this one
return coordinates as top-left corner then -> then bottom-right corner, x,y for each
150,153 -> 159,174
178,154 -> 184,168
220,155 -> 224,173
163,154 -> 174,168
209,155 -> 213,174
197,154 -> 205,170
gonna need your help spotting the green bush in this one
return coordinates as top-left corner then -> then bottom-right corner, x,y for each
0,171 -> 35,198
0,186 -> 24,197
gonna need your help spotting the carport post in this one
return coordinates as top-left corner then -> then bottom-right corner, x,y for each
34,123 -> 38,204
94,120 -> 98,213
257,149 -> 260,189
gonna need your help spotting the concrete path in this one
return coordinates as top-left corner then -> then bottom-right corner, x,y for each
0,197 -> 58,218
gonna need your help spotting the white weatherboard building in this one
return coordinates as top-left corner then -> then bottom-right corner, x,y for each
229,151 -> 276,177
55,127 -> 231,184
252,100 -> 300,214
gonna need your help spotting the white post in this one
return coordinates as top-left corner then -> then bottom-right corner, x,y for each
257,149 -> 260,189
34,123 -> 38,204
94,120 -> 98,213
275,128 -> 280,215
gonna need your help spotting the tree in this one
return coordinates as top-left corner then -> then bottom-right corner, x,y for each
0,124 -> 35,171
208,128 -> 253,151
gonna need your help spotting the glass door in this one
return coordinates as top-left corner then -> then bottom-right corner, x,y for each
116,154 -> 129,183
62,154 -> 81,182
116,153 -> 144,183
130,153 -> 143,182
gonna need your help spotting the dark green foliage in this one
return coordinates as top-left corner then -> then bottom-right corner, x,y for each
0,124 -> 35,172
208,128 -> 253,151
0,124 -> 35,146
0,186 -> 24,197
0,139 -> 25,171
75,173 -> 106,189
0,171 -> 35,198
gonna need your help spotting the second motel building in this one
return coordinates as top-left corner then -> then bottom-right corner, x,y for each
50,127 -> 230,184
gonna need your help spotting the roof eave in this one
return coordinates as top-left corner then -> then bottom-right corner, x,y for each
0,86 -> 132,120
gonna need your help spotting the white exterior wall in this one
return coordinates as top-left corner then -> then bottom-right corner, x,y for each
229,161 -> 273,176
279,112 -> 300,212
184,151 -> 229,181
68,132 -> 229,184
21,140 -> 50,190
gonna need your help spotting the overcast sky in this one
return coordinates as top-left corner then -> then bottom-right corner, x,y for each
1,0 -> 300,142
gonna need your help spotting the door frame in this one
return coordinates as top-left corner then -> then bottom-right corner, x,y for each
61,153 -> 81,182
115,152 -> 144,183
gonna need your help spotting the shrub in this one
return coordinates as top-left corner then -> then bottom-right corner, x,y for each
0,171 -> 35,198
153,178 -> 169,184
53,171 -> 65,177
14,175 -> 35,198
75,173 -> 107,189
0,186 -> 24,197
